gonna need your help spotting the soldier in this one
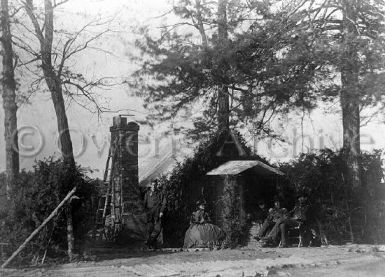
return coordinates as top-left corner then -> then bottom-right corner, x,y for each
254,199 -> 268,224
255,198 -> 288,240
262,195 -> 310,247
144,179 -> 167,249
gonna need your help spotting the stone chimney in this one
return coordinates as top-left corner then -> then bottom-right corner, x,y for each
110,115 -> 146,241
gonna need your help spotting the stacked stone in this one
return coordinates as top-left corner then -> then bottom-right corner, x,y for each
110,116 -> 147,241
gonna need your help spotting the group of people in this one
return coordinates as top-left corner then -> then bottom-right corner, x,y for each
254,195 -> 310,247
143,178 -> 311,249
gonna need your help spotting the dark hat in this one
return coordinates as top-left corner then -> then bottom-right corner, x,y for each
196,200 -> 206,207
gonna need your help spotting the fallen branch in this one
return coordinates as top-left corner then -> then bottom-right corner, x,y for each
1,186 -> 77,269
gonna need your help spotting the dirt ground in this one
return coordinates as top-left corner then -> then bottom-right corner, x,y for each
1,244 -> 384,277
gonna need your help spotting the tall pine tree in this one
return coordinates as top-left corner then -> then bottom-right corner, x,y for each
132,0 -> 322,139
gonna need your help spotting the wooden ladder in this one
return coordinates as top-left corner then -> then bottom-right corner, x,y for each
95,138 -> 118,228
94,136 -> 124,240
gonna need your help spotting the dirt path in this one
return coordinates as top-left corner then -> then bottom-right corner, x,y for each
1,245 -> 384,277
281,259 -> 385,277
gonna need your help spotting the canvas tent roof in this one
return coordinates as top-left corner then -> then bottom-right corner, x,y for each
139,151 -> 177,187
206,160 -> 284,176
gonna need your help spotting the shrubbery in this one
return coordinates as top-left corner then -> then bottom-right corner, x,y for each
279,149 -> 385,244
162,138 -> 385,247
0,158 -> 96,265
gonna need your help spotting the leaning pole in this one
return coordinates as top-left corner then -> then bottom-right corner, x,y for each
1,187 -> 77,269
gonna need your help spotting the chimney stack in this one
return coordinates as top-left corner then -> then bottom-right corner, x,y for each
110,115 -> 146,241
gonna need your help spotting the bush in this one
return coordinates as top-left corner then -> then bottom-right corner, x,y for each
279,149 -> 385,244
0,158 -> 96,265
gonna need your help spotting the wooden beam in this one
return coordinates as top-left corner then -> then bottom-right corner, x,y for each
1,187 -> 77,268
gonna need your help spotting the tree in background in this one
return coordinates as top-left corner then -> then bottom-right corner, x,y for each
17,0 -> 113,166
17,0 -> 112,260
217,0 -> 230,133
132,0 -> 233,136
1,0 -> 19,199
131,0 -> 330,140
284,0 -> 385,189
23,0 -> 75,166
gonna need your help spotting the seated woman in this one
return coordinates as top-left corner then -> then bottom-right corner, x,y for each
183,200 -> 225,248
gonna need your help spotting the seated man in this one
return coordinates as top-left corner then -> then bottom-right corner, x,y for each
262,195 -> 309,247
255,198 -> 288,240
254,199 -> 268,225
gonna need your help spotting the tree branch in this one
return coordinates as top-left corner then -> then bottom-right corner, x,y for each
23,0 -> 44,44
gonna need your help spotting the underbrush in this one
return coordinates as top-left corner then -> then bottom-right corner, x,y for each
279,149 -> 385,244
0,158 -> 97,266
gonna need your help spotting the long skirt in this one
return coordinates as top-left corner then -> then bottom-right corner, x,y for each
183,223 -> 225,248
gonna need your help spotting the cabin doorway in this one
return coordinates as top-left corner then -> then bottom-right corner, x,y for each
240,169 -> 278,222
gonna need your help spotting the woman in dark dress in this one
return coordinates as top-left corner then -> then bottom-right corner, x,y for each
183,201 -> 225,248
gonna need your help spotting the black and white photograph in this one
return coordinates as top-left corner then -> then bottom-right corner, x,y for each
0,0 -> 385,276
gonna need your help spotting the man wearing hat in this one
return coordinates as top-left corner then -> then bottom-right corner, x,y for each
254,199 -> 268,224
255,197 -> 288,240
262,195 -> 310,247
144,179 -> 167,249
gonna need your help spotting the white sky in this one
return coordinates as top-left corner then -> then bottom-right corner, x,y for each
1,0 -> 385,178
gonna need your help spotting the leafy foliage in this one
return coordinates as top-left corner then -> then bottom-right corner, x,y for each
0,158 -> 96,265
132,0 -> 385,142
279,149 -> 385,244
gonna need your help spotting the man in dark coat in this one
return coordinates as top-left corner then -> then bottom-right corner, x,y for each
263,195 -> 310,247
254,200 -> 268,224
144,179 -> 167,249
255,198 -> 288,240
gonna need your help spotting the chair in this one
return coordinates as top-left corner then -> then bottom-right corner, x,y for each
278,222 -> 306,247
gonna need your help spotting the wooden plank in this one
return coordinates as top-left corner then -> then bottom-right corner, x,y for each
1,187 -> 77,269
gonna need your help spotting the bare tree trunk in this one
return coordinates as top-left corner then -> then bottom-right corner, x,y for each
195,0 -> 208,48
24,1 -> 79,262
24,0 -> 76,261
66,205 -> 74,261
217,0 -> 230,133
43,1 -> 75,260
43,67 -> 75,166
41,0 -> 75,166
1,0 -> 19,199
340,0 -> 361,189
